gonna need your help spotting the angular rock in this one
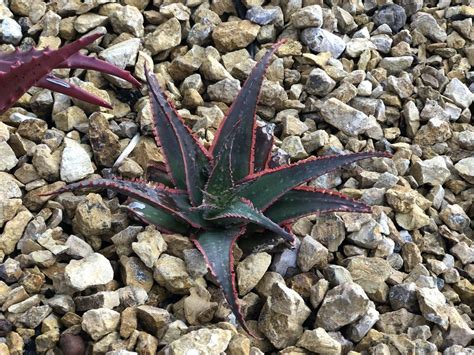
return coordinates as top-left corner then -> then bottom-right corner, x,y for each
166,328 -> 232,355
82,308 -> 120,341
315,282 -> 369,331
258,281 -> 311,349
301,28 -> 346,58
65,253 -> 114,291
296,328 -> 341,354
237,252 -> 272,296
60,138 -> 94,183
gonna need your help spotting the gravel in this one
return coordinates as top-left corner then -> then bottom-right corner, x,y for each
0,0 -> 472,353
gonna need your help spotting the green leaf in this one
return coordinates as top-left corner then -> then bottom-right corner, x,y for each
126,200 -> 189,234
146,162 -> 173,187
236,151 -> 390,210
210,41 -> 284,181
145,69 -> 210,206
265,186 -> 371,224
44,177 -> 205,228
206,199 -> 295,245
192,227 -> 255,335
204,137 -> 235,199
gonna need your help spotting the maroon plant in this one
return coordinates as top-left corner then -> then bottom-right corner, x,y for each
0,32 -> 140,114
47,41 -> 389,334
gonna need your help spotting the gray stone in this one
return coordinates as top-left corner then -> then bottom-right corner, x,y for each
258,281 -> 311,349
454,157 -> 474,184
0,18 -> 22,45
379,56 -> 414,73
301,28 -> 346,58
305,68 -> 336,97
411,13 -> 447,42
315,282 -> 370,331
144,18 -> 181,55
445,78 -> 474,109
373,4 -> 407,33
0,142 -> 18,172
346,301 -> 380,342
246,6 -> 280,25
297,236 -> 328,272
207,78 -> 241,104
411,156 -> 451,186
347,219 -> 383,249
320,98 -> 382,138
440,204 -> 471,232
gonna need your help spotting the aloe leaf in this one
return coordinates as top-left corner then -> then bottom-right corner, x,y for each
191,227 -> 256,335
0,33 -> 103,113
38,75 -> 113,108
146,162 -> 174,187
210,41 -> 284,181
207,199 -> 295,245
126,200 -> 189,234
236,151 -> 390,210
205,134 -> 235,199
59,52 -> 141,87
42,177 -> 205,228
265,186 -> 371,224
253,121 -> 274,173
145,69 -> 211,206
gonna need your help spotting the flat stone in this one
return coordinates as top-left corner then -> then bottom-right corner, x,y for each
320,98 -> 382,138
60,138 -> 94,183
291,5 -> 323,29
212,20 -> 259,52
411,156 -> 451,186
82,308 -> 120,341
144,17 -> 181,55
136,305 -> 171,335
301,28 -> 346,58
0,142 -> 18,172
166,328 -> 232,355
296,328 -> 341,354
411,13 -> 447,42
454,157 -> 474,184
131,226 -> 167,268
65,253 -> 114,291
297,236 -> 328,272
72,193 -> 111,236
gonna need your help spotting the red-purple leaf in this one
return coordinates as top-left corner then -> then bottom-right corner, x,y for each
146,162 -> 174,187
0,33 -> 102,113
145,69 -> 211,206
210,41 -> 285,181
265,186 -> 371,224
236,151 -> 391,210
38,74 -> 112,108
191,227 -> 256,335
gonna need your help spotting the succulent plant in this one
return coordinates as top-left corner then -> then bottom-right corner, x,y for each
47,41 -> 389,334
0,32 -> 140,114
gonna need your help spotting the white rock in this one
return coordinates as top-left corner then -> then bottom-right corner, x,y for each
65,253 -> 114,291
60,138 -> 94,183
82,308 -> 120,340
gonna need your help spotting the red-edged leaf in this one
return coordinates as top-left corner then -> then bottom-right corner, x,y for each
125,200 -> 189,234
145,69 -> 211,206
146,162 -> 174,187
210,40 -> 285,181
253,121 -> 274,173
0,33 -> 102,113
42,177 -> 204,228
205,133 -> 235,199
206,198 -> 296,246
38,74 -> 112,108
236,151 -> 391,210
191,227 -> 256,336
265,186 -> 371,224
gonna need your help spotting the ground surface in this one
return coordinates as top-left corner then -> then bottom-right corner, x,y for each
0,0 -> 473,354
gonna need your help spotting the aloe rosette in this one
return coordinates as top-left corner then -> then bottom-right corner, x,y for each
47,41 -> 389,333
0,32 -> 141,114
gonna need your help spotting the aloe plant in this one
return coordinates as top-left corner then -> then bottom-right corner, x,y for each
47,41 -> 389,333
0,32 -> 140,114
